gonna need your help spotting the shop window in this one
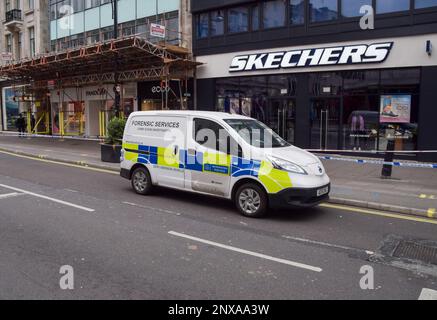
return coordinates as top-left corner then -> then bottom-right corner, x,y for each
415,0 -> 437,9
228,6 -> 249,33
216,78 -> 240,114
239,76 -> 267,120
341,0 -> 372,17
210,10 -> 225,36
251,5 -> 260,31
196,13 -> 209,38
309,72 -> 342,96
310,0 -> 338,22
290,0 -> 305,24
343,71 -> 379,95
268,75 -> 297,97
343,95 -> 380,151
263,0 -> 286,29
380,69 -> 420,93
376,0 -> 410,14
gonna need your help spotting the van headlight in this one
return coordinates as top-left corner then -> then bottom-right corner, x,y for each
267,156 -> 307,175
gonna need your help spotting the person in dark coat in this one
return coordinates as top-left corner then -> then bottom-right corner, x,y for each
16,113 -> 26,137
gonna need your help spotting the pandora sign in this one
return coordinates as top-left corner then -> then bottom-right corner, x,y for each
229,42 -> 393,72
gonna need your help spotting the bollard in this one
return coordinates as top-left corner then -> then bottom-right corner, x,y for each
381,139 -> 395,178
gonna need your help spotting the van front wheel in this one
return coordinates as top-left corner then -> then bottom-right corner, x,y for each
131,167 -> 152,195
235,183 -> 268,218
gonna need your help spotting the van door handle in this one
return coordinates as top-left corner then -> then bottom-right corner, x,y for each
174,145 -> 179,155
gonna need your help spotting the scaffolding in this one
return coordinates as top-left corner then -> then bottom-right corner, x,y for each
0,35 -> 200,136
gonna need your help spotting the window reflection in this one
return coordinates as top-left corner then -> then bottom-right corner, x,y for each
341,0 -> 372,17
197,13 -> 209,38
263,0 -> 286,28
210,10 -> 225,36
376,0 -> 410,14
310,0 -> 338,22
228,7 -> 249,33
415,0 -> 437,9
290,0 -> 305,24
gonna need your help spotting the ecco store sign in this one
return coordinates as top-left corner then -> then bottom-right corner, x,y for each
229,42 -> 393,72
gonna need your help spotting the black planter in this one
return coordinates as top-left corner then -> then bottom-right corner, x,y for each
101,144 -> 122,163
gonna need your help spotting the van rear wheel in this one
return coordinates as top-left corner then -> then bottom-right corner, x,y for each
235,183 -> 268,218
131,167 -> 152,195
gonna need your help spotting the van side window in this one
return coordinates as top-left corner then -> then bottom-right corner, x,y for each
194,118 -> 242,157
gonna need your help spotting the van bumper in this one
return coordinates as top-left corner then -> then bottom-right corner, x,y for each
120,168 -> 131,180
268,184 -> 330,209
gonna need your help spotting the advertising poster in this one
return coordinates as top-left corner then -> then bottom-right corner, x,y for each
2,87 -> 20,130
230,98 -> 240,114
380,95 -> 411,123
241,98 -> 252,117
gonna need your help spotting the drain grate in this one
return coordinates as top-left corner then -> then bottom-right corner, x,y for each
393,241 -> 437,265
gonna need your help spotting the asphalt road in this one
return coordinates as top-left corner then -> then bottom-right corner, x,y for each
0,151 -> 436,300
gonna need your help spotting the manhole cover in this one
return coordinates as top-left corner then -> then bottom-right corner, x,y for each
393,241 -> 437,265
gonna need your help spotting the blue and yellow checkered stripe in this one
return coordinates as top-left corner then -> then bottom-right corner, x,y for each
123,143 -> 293,193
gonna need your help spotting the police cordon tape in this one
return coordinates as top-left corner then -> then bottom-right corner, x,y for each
317,155 -> 437,169
1,132 -> 437,169
0,131 -> 101,142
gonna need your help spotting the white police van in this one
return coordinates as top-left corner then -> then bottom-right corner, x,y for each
120,111 -> 330,217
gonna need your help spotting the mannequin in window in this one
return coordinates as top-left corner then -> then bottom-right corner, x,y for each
351,114 -> 365,151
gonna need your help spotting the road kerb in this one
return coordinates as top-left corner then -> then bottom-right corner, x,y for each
328,197 -> 437,220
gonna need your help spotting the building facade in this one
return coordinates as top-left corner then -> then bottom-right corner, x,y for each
192,0 -> 437,161
1,0 -> 49,132
45,0 -> 193,137
1,0 -> 194,137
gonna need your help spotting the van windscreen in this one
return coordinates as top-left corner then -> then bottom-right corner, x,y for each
224,119 -> 290,148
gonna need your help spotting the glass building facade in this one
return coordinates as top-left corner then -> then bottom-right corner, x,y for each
49,0 -> 180,51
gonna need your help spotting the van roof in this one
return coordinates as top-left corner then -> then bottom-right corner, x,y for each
129,110 -> 252,121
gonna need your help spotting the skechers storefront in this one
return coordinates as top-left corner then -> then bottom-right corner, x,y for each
195,34 -> 437,161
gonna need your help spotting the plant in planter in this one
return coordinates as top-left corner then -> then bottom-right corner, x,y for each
101,117 -> 126,163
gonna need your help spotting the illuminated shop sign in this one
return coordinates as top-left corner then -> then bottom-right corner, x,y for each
229,42 -> 393,72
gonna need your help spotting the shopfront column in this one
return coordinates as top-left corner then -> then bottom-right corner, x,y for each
418,66 -> 437,162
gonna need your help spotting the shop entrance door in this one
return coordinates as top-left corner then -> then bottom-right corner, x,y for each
266,99 -> 295,144
310,98 -> 340,150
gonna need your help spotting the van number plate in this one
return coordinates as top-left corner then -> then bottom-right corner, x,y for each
317,186 -> 329,197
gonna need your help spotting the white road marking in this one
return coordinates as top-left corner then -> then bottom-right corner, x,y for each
0,192 -> 22,200
168,231 -> 322,273
282,235 -> 375,256
0,184 -> 95,212
418,288 -> 437,300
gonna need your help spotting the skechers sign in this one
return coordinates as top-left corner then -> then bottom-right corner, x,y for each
229,42 -> 393,72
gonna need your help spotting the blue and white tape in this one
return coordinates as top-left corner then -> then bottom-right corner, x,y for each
318,156 -> 437,169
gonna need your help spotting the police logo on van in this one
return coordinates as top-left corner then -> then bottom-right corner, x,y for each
229,42 -> 393,72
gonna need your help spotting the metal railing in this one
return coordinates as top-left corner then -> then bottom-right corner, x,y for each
5,9 -> 22,23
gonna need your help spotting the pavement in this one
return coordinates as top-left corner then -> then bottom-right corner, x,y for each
0,133 -> 436,220
0,150 -> 436,299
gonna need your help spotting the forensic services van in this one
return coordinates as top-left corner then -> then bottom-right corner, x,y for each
120,111 -> 330,217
